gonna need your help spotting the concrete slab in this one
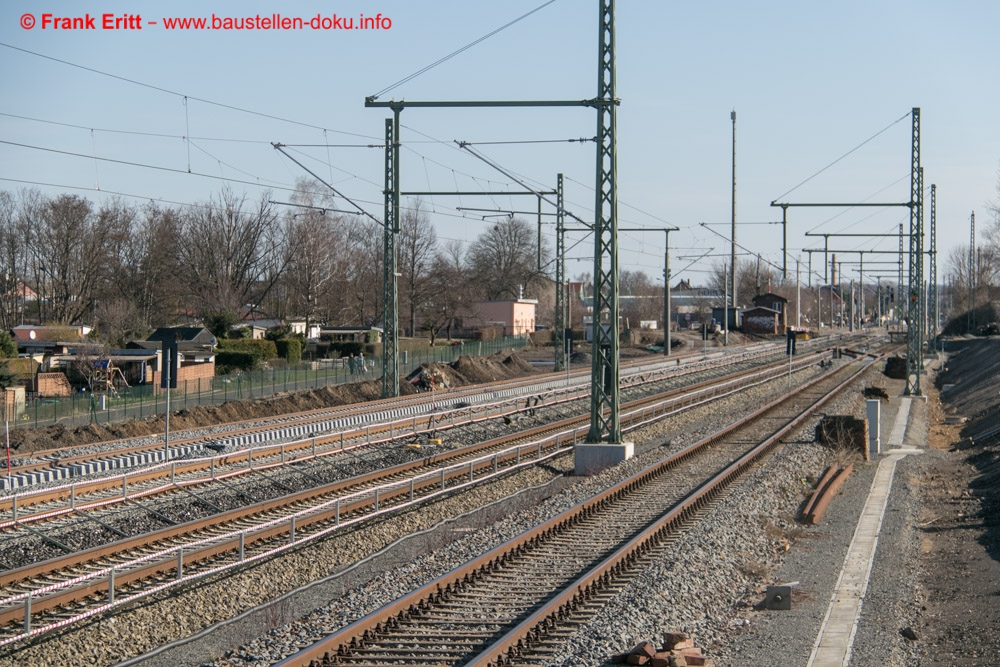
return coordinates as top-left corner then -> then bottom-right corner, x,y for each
574,442 -> 634,476
807,398 -> 920,666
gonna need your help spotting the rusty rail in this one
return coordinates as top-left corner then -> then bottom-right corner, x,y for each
274,352 -> 883,666
0,344 -> 866,646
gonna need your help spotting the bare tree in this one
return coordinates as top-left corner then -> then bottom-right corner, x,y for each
29,194 -> 108,325
177,188 -> 286,325
341,218 -> 383,326
709,258 -> 757,308
467,216 -> 550,300
398,200 -> 437,336
0,190 -> 31,329
98,198 -> 184,343
619,269 -> 660,325
429,240 -> 473,341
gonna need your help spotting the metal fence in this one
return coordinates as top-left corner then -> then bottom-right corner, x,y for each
15,335 -> 530,430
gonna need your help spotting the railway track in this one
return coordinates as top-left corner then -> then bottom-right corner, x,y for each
1,346 -> 769,494
0,345 -> 857,647
0,343 -> 835,539
271,350 -> 883,666
2,337 -> 859,494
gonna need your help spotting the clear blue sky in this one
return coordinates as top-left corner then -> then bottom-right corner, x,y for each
2,0 -> 997,288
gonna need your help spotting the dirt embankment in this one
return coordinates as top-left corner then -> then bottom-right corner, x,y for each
11,352 -> 539,457
916,336 -> 1000,659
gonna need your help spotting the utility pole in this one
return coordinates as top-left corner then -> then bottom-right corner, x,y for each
723,262 -> 729,344
780,205 -> 789,280
621,227 -> 678,356
928,184 -> 937,344
796,257 -> 801,328
554,174 -> 566,372
665,235 -> 671,355
895,223 -> 902,321
968,210 -> 975,332
730,110 -> 737,335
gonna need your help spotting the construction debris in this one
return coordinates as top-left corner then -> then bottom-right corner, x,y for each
405,367 -> 450,392
803,463 -> 854,524
816,415 -> 869,455
610,633 -> 713,666
863,385 -> 890,402
884,355 -> 908,379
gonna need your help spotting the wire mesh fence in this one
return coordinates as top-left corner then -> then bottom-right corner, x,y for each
15,336 -> 530,430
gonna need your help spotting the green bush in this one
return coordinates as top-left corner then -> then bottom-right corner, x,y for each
216,339 -> 278,365
275,338 -> 302,364
0,331 -> 16,358
215,350 -> 255,373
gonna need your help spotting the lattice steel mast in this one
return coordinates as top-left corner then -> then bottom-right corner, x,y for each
928,183 -> 937,344
588,0 -> 622,444
382,111 -> 401,398
554,174 -> 567,372
968,211 -> 975,332
904,108 -> 922,395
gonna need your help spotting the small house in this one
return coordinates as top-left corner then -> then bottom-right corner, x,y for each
473,297 -> 538,336
751,293 -> 788,330
741,306 -> 782,335
130,327 -> 217,392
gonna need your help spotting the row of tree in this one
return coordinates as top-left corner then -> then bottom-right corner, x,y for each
3,175 -> 996,344
0,181 -> 551,346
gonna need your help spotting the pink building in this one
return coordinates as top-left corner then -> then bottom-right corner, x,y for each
473,297 -> 537,335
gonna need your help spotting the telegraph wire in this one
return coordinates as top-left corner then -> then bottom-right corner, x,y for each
369,0 -> 559,100
1,138 -> 305,195
0,41 -> 380,139
0,110 -> 304,144
772,110 -> 911,201
456,137 -> 596,146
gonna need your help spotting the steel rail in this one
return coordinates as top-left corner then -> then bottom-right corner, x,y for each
272,352 -> 881,666
0,345 -> 852,644
3,349 -> 728,486
473,355 -> 880,666
0,347 -> 827,597
0,343 -> 816,529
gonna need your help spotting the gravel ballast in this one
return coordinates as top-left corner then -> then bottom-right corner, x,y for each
2,351 -> 913,667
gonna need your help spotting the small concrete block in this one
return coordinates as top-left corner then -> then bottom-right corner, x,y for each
668,656 -> 687,667
574,442 -> 634,476
671,638 -> 694,650
650,657 -> 670,667
626,654 -> 649,666
662,631 -> 690,649
765,585 -> 792,610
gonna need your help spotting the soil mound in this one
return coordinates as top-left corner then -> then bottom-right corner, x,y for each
11,353 -> 534,457
422,352 -> 539,387
936,337 -> 1000,438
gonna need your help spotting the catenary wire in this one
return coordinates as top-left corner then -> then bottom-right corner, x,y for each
772,110 -> 911,201
0,42 -> 379,139
369,0 -> 559,100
